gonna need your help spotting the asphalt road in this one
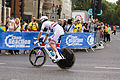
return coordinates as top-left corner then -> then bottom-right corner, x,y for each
0,32 -> 120,80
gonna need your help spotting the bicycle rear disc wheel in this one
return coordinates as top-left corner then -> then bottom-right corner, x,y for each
57,48 -> 75,69
29,47 -> 46,67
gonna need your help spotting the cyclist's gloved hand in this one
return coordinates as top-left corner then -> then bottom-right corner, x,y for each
33,40 -> 39,45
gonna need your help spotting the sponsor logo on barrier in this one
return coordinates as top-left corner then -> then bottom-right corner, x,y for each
87,35 -> 94,45
66,35 -> 83,46
5,35 -> 31,48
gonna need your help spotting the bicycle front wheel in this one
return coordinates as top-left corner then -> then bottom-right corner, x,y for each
29,47 -> 46,67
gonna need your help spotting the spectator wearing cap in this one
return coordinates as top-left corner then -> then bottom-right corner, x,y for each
64,19 -> 75,33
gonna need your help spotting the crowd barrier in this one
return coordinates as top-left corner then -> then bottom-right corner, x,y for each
0,25 -> 5,32
0,32 -> 95,50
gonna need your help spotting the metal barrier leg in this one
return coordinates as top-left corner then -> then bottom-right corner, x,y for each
90,47 -> 95,52
85,49 -> 89,53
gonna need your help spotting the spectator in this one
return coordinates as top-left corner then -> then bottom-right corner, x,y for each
7,19 -> 15,31
0,20 -> 3,55
23,20 -> 28,31
76,20 -> 82,32
83,21 -> 89,32
57,19 -> 63,26
64,19 -> 75,33
24,25 -> 29,32
14,18 -> 21,32
96,23 -> 101,44
62,19 -> 67,31
100,22 -> 104,39
74,21 -> 78,32
107,24 -> 111,42
5,19 -> 15,55
104,23 -> 108,42
6,16 -> 10,31
28,16 -> 38,32
88,20 -> 95,33
14,18 -> 21,54
112,25 -> 116,35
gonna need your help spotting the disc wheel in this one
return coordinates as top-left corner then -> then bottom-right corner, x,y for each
57,48 -> 75,69
29,47 -> 46,67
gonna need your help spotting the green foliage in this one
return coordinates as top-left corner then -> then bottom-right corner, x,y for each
72,0 -> 120,25
72,0 -> 91,10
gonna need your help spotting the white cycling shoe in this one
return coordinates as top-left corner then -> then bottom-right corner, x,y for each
53,52 -> 63,63
53,57 -> 62,63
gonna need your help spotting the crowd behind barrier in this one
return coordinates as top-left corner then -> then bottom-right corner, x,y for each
0,16 -> 118,55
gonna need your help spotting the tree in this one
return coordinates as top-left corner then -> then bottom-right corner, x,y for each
72,0 -> 120,25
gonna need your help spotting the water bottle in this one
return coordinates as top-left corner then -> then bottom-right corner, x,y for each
50,51 -> 55,56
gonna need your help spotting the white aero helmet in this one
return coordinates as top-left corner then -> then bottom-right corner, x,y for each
40,16 -> 48,23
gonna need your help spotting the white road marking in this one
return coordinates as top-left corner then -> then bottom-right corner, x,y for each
95,66 -> 120,70
69,69 -> 120,74
11,79 -> 19,80
43,65 -> 57,67
0,64 -> 120,74
0,63 -> 6,64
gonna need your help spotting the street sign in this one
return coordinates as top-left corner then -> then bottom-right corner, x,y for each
75,14 -> 83,20
88,9 -> 93,15
88,9 -> 103,16
97,10 -> 103,15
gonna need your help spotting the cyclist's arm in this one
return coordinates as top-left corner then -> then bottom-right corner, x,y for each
44,29 -> 50,42
44,34 -> 49,42
37,32 -> 42,41
37,22 -> 46,41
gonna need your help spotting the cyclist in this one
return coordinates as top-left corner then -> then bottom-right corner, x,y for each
34,16 -> 64,62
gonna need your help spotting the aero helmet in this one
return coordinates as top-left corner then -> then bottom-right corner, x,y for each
40,16 -> 48,23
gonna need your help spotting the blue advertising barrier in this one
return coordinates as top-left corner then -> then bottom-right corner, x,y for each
0,32 -> 94,50
0,32 -> 53,50
60,33 -> 95,49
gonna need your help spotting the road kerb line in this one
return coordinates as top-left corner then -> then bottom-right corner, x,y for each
0,63 -> 6,65
95,66 -> 120,70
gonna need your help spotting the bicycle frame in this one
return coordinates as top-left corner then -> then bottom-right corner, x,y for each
36,42 -> 65,60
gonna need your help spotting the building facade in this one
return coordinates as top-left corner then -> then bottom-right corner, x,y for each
11,0 -> 22,18
61,0 -> 72,19
2,0 -> 72,22
42,0 -> 62,20
24,0 -> 72,20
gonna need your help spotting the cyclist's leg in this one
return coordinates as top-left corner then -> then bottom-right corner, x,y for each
49,38 -> 62,60
49,32 -> 63,60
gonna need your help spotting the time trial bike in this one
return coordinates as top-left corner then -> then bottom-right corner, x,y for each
29,37 -> 75,69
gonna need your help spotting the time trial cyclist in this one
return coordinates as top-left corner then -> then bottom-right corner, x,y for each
34,16 -> 64,62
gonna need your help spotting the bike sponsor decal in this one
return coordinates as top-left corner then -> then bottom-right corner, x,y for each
66,35 -> 83,46
5,35 -> 31,48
